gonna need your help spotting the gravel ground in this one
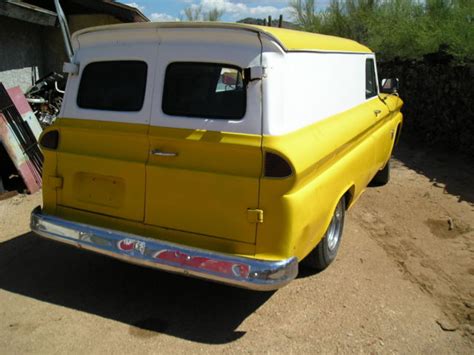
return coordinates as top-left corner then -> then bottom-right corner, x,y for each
0,142 -> 473,354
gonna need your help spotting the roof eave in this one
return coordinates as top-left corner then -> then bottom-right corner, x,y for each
0,1 -> 57,27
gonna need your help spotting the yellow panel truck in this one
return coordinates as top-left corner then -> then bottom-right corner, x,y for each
31,22 -> 403,291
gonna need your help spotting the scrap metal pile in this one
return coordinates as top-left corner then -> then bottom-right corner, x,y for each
25,72 -> 66,128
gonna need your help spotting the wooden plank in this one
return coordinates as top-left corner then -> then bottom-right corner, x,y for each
0,191 -> 18,201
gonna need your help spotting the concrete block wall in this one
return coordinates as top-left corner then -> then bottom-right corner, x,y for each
0,16 -> 46,92
0,13 -> 125,93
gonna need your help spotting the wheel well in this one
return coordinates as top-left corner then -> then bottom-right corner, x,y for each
343,186 -> 355,210
394,123 -> 402,146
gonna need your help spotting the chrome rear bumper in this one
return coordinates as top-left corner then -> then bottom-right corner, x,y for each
31,207 -> 298,291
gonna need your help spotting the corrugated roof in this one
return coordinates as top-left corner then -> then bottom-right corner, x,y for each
74,22 -> 372,54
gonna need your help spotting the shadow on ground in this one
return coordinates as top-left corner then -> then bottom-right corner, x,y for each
393,139 -> 474,205
0,233 -> 273,344
0,143 -> 26,197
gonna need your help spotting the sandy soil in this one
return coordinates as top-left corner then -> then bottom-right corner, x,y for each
0,141 -> 472,353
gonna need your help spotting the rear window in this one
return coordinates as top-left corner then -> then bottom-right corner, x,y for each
77,61 -> 147,111
162,62 -> 246,120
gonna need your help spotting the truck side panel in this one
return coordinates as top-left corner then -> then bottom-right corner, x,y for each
256,51 -> 403,261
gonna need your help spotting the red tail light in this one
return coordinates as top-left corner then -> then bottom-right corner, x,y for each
264,152 -> 292,178
40,130 -> 59,150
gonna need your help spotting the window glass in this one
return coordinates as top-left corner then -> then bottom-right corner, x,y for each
365,58 -> 378,99
77,61 -> 147,111
162,62 -> 246,120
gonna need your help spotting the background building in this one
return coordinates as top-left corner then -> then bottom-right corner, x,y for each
0,0 -> 148,92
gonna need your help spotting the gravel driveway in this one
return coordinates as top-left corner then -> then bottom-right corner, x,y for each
0,142 -> 472,353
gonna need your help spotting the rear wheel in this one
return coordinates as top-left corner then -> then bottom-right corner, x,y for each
302,197 -> 345,271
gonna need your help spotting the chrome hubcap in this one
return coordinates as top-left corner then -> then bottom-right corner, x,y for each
326,201 -> 344,251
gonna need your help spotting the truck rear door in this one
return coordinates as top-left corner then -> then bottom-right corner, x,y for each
145,29 -> 263,244
56,42 -> 158,222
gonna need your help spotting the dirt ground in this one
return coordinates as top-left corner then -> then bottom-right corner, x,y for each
0,141 -> 473,354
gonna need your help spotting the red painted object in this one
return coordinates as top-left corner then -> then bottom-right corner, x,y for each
154,250 -> 250,278
0,84 -> 42,194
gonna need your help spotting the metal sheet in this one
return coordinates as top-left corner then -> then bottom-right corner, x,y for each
0,83 -> 42,194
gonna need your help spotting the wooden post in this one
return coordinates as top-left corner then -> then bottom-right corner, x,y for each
268,15 -> 272,27
278,14 -> 283,28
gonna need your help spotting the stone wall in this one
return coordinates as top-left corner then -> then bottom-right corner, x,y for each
379,58 -> 474,157
0,16 -> 46,92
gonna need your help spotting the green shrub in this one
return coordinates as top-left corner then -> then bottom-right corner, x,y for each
289,0 -> 474,62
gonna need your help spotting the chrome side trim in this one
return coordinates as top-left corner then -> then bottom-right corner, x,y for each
31,207 -> 298,291
150,149 -> 178,157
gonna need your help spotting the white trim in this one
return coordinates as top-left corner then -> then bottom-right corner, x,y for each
262,52 -> 378,136
62,27 -> 380,137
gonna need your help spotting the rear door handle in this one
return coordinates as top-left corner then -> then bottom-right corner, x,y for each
151,149 -> 178,157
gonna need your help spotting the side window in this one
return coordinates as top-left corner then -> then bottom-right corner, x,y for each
162,62 -> 246,120
77,61 -> 147,111
365,58 -> 378,99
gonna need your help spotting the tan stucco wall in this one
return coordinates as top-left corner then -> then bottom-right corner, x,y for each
68,14 -> 122,34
